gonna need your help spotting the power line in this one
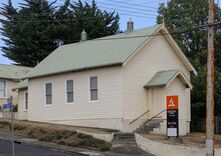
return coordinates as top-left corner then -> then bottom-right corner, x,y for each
103,0 -> 158,10
84,0 -> 158,14
97,6 -> 156,17
3,21 -> 221,43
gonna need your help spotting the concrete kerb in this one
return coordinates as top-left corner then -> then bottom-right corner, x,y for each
135,133 -> 221,156
0,132 -> 103,156
75,130 -> 114,142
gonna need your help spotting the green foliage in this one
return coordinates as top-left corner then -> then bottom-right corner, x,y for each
157,0 -> 221,131
39,132 -> 57,142
68,135 -> 111,151
0,0 -> 120,67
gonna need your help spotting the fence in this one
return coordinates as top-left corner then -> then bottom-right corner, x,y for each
192,117 -> 221,134
0,110 -> 18,119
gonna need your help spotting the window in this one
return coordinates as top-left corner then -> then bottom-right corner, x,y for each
90,76 -> 98,101
24,92 -> 28,111
66,80 -> 74,103
0,81 -> 6,98
45,83 -> 52,105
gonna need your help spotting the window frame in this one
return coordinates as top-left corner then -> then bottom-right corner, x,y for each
24,91 -> 28,111
0,80 -> 7,99
89,76 -> 98,102
65,79 -> 74,104
44,82 -> 52,106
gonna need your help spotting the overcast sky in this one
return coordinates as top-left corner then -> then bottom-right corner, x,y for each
0,0 -> 219,65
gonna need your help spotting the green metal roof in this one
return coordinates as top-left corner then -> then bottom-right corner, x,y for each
13,79 -> 28,90
28,24 -> 162,79
144,69 -> 179,88
0,64 -> 32,80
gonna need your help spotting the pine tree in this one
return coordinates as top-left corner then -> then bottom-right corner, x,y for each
0,0 -> 120,67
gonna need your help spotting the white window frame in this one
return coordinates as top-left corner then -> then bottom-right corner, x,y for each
0,80 -> 7,99
89,76 -> 98,102
44,82 -> 52,106
24,91 -> 28,111
65,79 -> 74,104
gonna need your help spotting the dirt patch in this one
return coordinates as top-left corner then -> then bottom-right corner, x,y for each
0,119 -> 112,151
0,118 -> 117,134
140,132 -> 221,148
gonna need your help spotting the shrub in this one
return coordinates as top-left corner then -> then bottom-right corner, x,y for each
14,124 -> 26,130
39,133 -> 57,142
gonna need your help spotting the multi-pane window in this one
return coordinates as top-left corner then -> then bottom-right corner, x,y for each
45,83 -> 52,105
24,92 -> 28,110
90,76 -> 98,101
0,81 -> 6,98
66,80 -> 74,103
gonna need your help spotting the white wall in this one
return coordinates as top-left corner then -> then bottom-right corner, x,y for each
0,79 -> 19,106
28,66 -> 123,130
17,89 -> 28,120
122,35 -> 191,132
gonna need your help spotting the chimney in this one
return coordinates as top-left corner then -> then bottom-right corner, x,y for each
127,18 -> 134,33
81,29 -> 87,41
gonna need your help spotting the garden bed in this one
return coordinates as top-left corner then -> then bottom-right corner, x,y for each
0,119 -> 112,151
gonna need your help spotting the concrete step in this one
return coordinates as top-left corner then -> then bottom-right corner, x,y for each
112,133 -> 136,145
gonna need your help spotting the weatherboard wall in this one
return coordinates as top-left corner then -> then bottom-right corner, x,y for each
28,66 -> 123,130
17,89 -> 28,120
122,34 -> 191,132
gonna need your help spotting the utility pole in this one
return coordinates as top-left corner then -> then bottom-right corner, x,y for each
206,0 -> 215,156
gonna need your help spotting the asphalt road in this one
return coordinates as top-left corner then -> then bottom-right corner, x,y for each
0,139 -> 78,156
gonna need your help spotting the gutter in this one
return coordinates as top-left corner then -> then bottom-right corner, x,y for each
26,62 -> 123,80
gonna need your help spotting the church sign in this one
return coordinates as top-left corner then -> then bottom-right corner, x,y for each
166,95 -> 179,137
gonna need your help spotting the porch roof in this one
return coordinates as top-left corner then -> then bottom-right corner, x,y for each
144,69 -> 192,89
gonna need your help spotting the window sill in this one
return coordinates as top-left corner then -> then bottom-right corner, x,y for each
89,100 -> 99,103
44,104 -> 52,107
0,97 -> 8,99
65,102 -> 74,105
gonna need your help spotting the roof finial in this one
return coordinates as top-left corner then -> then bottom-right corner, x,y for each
127,18 -> 134,33
81,29 -> 87,41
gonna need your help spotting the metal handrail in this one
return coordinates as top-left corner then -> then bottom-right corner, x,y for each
144,109 -> 166,125
129,110 -> 150,124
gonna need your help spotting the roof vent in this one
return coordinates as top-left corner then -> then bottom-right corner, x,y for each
81,29 -> 87,41
127,18 -> 134,33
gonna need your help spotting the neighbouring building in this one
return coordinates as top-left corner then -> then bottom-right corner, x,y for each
17,22 -> 196,135
0,64 -> 31,109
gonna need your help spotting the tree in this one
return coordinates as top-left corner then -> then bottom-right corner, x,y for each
54,0 -> 120,44
0,0 -> 120,67
157,0 -> 221,131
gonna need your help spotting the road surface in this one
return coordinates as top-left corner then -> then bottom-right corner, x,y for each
0,139 -> 78,156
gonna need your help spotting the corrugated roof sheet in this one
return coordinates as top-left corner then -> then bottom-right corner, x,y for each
144,69 -> 179,88
28,24 -> 162,78
13,79 -> 28,90
0,64 -> 32,80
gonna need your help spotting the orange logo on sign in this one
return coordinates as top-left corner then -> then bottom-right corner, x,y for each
166,96 -> 178,110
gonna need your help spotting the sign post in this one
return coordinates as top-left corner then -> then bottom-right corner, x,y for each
3,96 -> 14,156
166,95 -> 179,138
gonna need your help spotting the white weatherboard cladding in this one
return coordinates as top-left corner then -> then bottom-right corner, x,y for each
28,67 -> 123,130
122,35 -> 190,132
167,77 -> 188,136
17,89 -> 28,120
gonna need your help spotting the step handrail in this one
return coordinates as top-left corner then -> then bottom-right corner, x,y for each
129,110 -> 150,124
144,109 -> 166,125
